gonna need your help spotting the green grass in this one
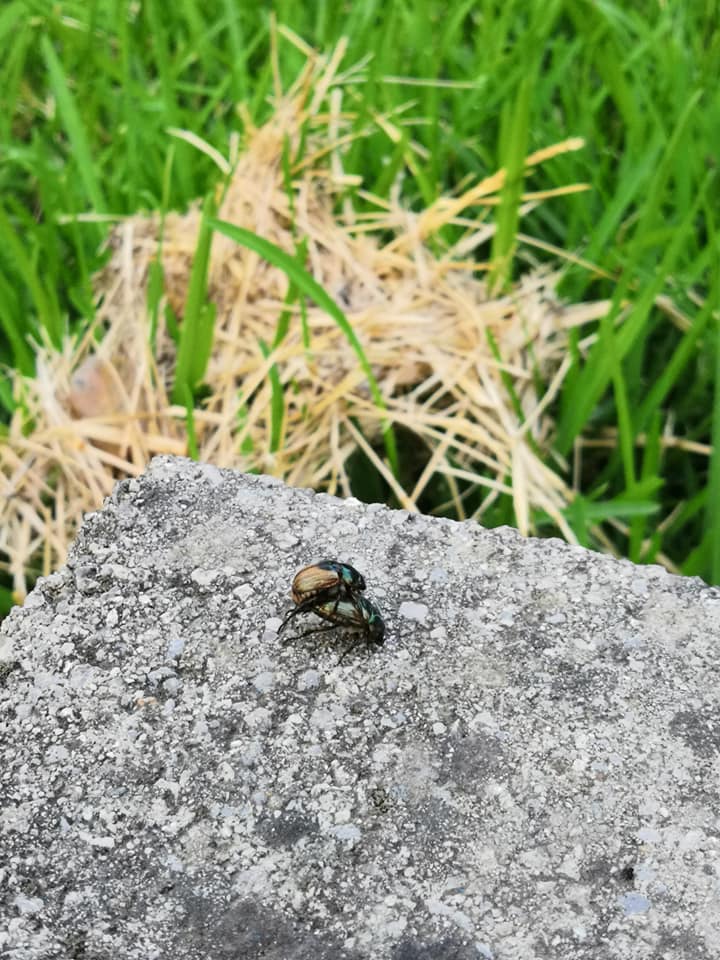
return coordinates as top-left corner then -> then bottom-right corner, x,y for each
1,1 -> 719,585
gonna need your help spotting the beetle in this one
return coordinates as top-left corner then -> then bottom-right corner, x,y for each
278,560 -> 384,663
278,560 -> 366,636
284,594 -> 385,664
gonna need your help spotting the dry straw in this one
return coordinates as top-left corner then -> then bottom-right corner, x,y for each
1,34 -> 609,602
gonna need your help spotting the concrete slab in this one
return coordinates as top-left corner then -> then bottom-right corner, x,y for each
1,456 -> 719,959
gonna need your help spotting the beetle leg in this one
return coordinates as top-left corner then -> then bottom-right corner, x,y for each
277,607 -> 301,635
280,622 -> 338,649
297,623 -> 342,641
336,634 -> 365,665
278,596 -> 324,635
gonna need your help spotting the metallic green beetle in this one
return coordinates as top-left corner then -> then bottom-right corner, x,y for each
278,560 -> 366,635
278,560 -> 384,663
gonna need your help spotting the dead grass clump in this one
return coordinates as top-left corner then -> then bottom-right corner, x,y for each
0,35 -> 607,602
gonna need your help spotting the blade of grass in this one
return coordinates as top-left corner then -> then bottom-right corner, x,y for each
631,408 -> 663,563
141,2 -> 193,199
41,35 -> 106,216
564,482 -> 661,551
0,204 -> 63,349
259,238 -> 310,453
181,383 -> 199,461
490,71 -> 534,292
208,217 -> 398,476
706,321 -> 720,584
635,289 -> 716,431
275,239 -> 308,346
608,324 -> 636,493
259,338 -> 285,453
172,193 -> 217,403
581,491 -> 660,522
0,373 -> 14,415
485,326 -> 541,461
0,584 -> 15,618
0,4 -> 32,145
556,170 -> 713,455
0,269 -> 34,373
149,145 -> 176,353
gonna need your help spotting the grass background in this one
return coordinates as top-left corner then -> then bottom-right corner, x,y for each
1,0 -> 719,612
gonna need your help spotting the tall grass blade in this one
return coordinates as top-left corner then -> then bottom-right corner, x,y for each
208,217 -> 399,475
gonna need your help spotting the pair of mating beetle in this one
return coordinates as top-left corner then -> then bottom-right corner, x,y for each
278,560 -> 385,663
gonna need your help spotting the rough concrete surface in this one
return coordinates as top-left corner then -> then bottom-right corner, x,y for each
2,456 -> 720,960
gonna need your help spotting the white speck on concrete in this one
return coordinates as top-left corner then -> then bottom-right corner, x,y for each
330,824 -> 361,842
498,608 -> 515,626
618,892 -> 651,916
399,601 -> 429,623
191,568 -> 222,587
196,462 -> 224,486
79,832 -> 115,849
166,632 -> 185,659
297,670 -> 320,690
13,895 -> 44,915
252,671 -> 275,694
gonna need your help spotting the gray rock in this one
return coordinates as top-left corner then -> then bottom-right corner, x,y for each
1,455 -> 720,959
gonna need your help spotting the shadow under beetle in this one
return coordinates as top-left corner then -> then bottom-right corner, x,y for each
278,560 -> 385,664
